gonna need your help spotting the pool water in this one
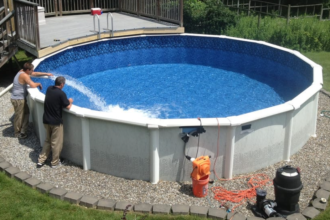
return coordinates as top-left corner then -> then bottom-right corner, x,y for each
33,36 -> 311,119
35,63 -> 289,119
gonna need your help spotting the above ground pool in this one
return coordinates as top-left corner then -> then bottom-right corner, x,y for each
29,34 -> 323,183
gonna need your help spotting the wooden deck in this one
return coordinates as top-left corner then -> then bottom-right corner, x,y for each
29,12 -> 184,58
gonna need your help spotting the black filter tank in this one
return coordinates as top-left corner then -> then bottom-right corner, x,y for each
273,165 -> 303,216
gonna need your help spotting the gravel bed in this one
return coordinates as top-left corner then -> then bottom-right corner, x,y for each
1,74 -> 330,217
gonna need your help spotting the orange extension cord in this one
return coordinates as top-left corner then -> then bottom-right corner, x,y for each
211,118 -> 272,211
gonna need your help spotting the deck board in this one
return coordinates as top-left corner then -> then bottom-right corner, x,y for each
39,12 -> 179,48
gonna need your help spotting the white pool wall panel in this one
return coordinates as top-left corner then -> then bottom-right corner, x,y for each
88,119 -> 150,180
28,34 -> 322,182
61,113 -> 84,165
290,93 -> 318,155
232,111 -> 288,175
158,126 -> 228,181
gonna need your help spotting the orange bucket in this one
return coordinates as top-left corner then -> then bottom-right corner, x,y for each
192,175 -> 209,197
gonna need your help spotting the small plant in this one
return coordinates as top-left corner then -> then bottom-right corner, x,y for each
121,205 -> 131,220
121,204 -> 148,220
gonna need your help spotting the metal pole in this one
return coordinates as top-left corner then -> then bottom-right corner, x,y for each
148,124 -> 159,184
320,4 -> 323,20
283,110 -> 294,161
237,0 -> 239,15
279,0 -> 281,16
297,7 -> 299,17
248,0 -> 251,16
278,0 -> 280,14
0,84 -> 13,98
287,4 -> 290,24
81,118 -> 91,170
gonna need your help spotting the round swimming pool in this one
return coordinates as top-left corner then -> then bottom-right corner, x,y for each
28,34 -> 323,183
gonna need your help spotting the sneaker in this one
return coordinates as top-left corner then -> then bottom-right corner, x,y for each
51,162 -> 62,169
36,162 -> 44,168
18,133 -> 27,139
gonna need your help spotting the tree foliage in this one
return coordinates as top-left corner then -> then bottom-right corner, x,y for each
184,0 -> 330,52
184,0 -> 238,34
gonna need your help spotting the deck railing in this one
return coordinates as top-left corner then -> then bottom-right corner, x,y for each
120,0 -> 182,25
24,0 -> 182,26
0,6 -> 14,51
13,0 -> 40,50
0,0 -> 17,68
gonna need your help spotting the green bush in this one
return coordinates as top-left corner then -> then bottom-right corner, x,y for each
184,0 -> 238,35
183,1 -> 330,52
224,16 -> 330,52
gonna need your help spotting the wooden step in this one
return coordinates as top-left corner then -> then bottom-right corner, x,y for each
0,47 -> 17,70
0,39 -> 11,53
0,29 -> 7,39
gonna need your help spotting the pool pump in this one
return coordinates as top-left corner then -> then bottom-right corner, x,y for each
252,165 -> 303,218
254,189 -> 282,218
273,165 -> 303,215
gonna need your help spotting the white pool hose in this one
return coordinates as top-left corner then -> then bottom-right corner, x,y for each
0,83 -> 13,97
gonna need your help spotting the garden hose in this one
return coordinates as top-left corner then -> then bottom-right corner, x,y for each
321,110 -> 330,118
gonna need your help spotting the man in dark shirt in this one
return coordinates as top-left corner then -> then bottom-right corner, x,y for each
37,76 -> 73,168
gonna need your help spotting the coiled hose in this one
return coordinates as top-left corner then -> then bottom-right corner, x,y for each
321,110 -> 330,118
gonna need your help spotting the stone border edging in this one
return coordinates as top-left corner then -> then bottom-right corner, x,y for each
0,156 -> 329,220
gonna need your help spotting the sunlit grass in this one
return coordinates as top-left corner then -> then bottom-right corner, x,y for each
302,51 -> 330,92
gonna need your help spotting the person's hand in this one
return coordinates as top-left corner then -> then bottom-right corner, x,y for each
69,98 -> 73,103
47,73 -> 54,76
38,83 -> 42,90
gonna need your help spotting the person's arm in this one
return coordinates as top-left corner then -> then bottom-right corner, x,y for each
65,98 -> 74,110
31,71 -> 53,77
22,74 -> 42,89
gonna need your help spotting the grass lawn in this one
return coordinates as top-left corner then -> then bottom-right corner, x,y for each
0,172 -> 206,220
302,51 -> 330,92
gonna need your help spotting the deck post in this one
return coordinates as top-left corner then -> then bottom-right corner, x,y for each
137,0 -> 140,16
54,0 -> 58,16
13,0 -> 19,39
34,5 -> 40,50
59,0 -> 62,16
180,0 -> 183,27
118,0 -> 122,12
157,0 -> 160,21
